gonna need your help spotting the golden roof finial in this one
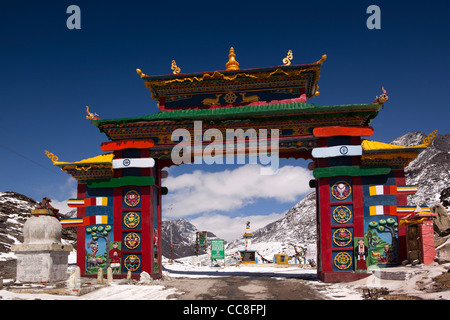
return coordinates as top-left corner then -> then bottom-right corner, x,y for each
171,60 -> 181,74
283,50 -> 293,66
226,47 -> 240,71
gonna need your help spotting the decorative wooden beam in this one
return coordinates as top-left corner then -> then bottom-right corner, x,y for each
313,126 -> 374,137
100,139 -> 155,151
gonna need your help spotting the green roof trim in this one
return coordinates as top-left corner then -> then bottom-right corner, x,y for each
87,176 -> 155,188
92,102 -> 382,127
313,165 -> 391,178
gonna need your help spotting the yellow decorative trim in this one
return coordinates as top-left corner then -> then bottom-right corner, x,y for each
361,140 -> 428,152
146,66 -> 320,88
45,150 -> 59,164
361,152 -> 418,160
53,153 -> 114,166
282,50 -> 293,66
61,164 -> 113,172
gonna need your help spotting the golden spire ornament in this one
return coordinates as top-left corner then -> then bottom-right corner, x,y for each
225,47 -> 240,71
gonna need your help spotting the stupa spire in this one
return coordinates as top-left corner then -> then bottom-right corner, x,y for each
225,47 -> 240,71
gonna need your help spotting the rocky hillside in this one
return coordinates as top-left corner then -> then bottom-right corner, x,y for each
390,132 -> 450,207
161,218 -> 218,259
0,191 -> 37,254
226,192 -> 317,260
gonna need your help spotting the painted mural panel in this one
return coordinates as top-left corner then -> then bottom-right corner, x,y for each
85,224 -> 113,274
364,216 -> 399,268
84,187 -> 114,275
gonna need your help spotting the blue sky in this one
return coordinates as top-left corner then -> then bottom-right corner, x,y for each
1,1 -> 449,240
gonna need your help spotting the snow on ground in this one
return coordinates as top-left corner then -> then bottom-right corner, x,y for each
1,252 -> 450,300
0,283 -> 179,300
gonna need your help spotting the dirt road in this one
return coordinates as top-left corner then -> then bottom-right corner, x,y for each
163,276 -> 326,300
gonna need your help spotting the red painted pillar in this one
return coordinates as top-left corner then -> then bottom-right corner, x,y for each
318,177 -> 331,275
77,183 -> 86,275
140,149 -> 153,274
420,220 -> 436,264
113,150 -> 123,245
352,176 -> 364,238
395,170 -> 408,261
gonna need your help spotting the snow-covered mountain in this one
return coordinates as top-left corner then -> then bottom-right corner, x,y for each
0,191 -> 37,254
390,132 -> 450,207
226,192 -> 317,260
161,219 -> 218,259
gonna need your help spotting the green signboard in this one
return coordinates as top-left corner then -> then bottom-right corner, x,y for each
210,239 -> 225,259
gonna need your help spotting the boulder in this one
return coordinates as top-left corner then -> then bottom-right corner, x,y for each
432,205 -> 450,237
435,238 -> 450,263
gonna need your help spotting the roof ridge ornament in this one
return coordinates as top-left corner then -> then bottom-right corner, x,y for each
136,68 -> 147,79
423,130 -> 438,146
225,47 -> 240,71
373,87 -> 389,104
316,54 -> 327,65
171,60 -> 181,74
283,50 -> 293,66
45,150 -> 59,164
86,106 -> 101,120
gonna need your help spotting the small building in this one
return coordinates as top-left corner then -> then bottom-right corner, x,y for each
400,210 -> 437,265
274,254 -> 289,266
239,250 -> 257,264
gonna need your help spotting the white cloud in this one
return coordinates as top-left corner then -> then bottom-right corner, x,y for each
163,164 -> 312,217
190,212 -> 285,242
47,177 -> 77,214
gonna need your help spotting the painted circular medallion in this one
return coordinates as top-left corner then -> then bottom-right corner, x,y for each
334,252 -> 352,270
124,212 -> 140,229
333,206 -> 352,224
124,232 -> 141,250
333,228 -> 353,247
331,181 -> 352,201
124,255 -> 141,272
124,190 -> 140,207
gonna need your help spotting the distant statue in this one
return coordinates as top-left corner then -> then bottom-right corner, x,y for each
34,197 -> 60,219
